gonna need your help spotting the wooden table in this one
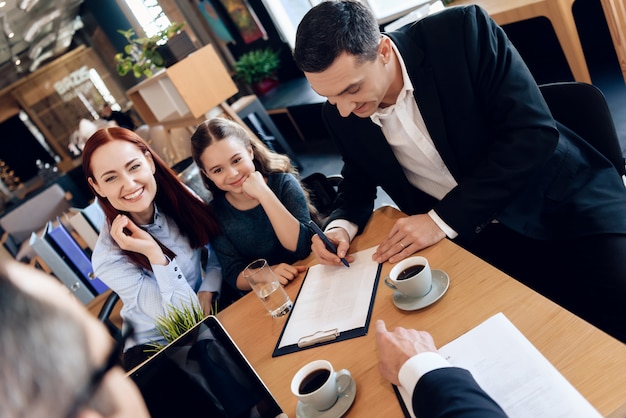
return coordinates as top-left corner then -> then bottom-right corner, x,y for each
217,205 -> 626,417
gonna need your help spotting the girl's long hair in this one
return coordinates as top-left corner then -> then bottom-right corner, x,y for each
190,117 -> 320,222
82,127 -> 220,271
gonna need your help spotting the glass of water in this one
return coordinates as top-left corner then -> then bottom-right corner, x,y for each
243,259 -> 292,317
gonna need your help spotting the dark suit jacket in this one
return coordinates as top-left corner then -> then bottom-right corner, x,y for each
323,5 -> 626,241
412,367 -> 507,417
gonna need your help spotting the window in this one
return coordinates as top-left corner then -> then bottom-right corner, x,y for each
260,0 -> 433,50
122,0 -> 171,38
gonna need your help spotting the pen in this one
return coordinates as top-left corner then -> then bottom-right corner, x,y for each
308,220 -> 350,267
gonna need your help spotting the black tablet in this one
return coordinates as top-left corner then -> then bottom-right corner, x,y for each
129,315 -> 286,418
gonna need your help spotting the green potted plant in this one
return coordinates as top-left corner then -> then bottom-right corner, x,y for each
233,48 -> 281,95
114,22 -> 186,79
146,297 -> 217,354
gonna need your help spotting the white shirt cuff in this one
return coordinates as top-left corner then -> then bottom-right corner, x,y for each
398,352 -> 452,394
428,209 -> 458,239
325,219 -> 358,242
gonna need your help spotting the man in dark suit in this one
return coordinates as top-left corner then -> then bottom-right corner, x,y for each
293,1 -> 626,342
375,320 -> 507,417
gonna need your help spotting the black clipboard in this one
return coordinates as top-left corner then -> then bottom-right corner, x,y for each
272,263 -> 382,357
392,384 -> 412,418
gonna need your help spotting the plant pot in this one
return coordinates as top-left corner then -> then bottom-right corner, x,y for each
252,78 -> 279,96
157,31 -> 197,68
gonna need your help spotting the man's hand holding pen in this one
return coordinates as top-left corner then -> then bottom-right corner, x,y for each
310,226 -> 355,267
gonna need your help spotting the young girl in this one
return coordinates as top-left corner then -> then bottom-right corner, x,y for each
190,117 -> 314,297
82,127 -> 222,371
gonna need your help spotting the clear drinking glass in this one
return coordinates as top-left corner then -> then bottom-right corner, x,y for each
243,259 -> 293,317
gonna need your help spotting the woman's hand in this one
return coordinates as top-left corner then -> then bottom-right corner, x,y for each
109,215 -> 167,265
197,291 -> 215,316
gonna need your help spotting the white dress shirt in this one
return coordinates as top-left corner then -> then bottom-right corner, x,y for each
327,39 -> 459,239
398,351 -> 452,395
91,205 -> 222,350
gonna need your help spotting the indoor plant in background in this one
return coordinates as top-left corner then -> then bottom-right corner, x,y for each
233,47 -> 281,96
114,22 -> 190,78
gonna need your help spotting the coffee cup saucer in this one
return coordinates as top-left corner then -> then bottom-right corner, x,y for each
393,269 -> 450,311
295,375 -> 356,418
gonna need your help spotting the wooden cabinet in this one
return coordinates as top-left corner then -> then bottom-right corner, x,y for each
126,44 -> 238,129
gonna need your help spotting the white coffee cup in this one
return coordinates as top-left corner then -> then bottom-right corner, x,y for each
290,359 -> 352,411
384,256 -> 432,298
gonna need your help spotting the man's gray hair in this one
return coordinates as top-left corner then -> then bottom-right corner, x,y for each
0,276 -> 92,417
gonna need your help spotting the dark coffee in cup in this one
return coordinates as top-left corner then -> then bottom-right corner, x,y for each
298,368 -> 331,394
397,264 -> 426,281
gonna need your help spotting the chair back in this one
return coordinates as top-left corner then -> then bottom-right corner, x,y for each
301,172 -> 342,223
539,82 -> 625,177
98,291 -> 123,345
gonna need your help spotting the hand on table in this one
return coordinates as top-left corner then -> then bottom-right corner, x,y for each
375,320 -> 438,386
373,214 -> 446,264
271,263 -> 307,286
310,227 -> 355,266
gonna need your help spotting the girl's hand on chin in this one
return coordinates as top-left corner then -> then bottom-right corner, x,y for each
242,171 -> 268,200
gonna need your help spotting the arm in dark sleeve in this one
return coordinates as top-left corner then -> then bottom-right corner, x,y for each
426,6 -> 559,238
321,106 -> 378,233
210,232 -> 247,295
274,173 -> 314,259
413,367 -> 507,418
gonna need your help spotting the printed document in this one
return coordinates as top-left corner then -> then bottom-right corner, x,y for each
278,247 -> 379,348
397,313 -> 601,417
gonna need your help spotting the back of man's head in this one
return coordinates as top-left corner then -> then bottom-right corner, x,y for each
294,0 -> 380,73
0,276 -> 92,418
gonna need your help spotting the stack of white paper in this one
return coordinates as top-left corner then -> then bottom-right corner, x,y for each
397,313 -> 601,418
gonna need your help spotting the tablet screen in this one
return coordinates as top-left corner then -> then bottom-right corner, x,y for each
129,316 -> 285,418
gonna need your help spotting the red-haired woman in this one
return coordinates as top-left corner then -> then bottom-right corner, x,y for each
83,127 -> 222,371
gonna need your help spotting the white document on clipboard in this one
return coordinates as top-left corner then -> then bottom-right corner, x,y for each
277,247 -> 380,350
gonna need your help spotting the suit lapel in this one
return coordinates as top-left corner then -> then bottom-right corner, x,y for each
340,116 -> 433,213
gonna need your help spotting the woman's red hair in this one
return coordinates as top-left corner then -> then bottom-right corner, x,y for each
82,127 -> 219,271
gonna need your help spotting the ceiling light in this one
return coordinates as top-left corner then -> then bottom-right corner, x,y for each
2,15 -> 13,38
14,56 -> 24,74
24,9 -> 60,42
29,32 -> 55,59
29,50 -> 53,72
18,0 -> 39,13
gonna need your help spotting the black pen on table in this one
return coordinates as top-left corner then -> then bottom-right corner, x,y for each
308,220 -> 350,267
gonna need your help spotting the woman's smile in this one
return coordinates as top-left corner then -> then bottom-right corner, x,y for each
122,187 -> 144,201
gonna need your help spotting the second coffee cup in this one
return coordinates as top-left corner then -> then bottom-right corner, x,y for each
384,256 -> 432,298
290,359 -> 352,411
